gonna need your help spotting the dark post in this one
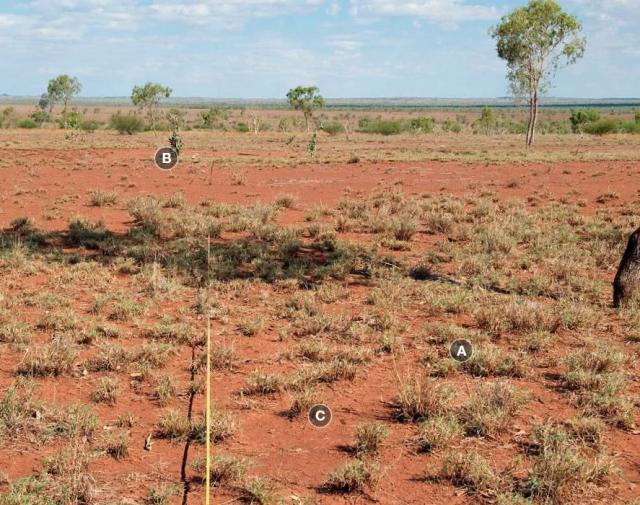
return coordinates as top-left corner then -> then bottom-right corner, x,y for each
614,227 -> 640,308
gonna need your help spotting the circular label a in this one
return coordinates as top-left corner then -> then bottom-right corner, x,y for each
154,147 -> 178,170
450,339 -> 473,363
308,404 -> 332,428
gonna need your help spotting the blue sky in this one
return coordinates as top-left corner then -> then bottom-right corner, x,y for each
1,0 -> 638,98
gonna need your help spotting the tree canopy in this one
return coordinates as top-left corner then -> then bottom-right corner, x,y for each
46,75 -> 82,114
286,86 -> 325,132
131,82 -> 172,130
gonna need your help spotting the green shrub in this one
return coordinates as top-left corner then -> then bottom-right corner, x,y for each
358,117 -> 402,135
1,107 -> 18,128
80,120 -> 100,132
569,109 -> 600,132
57,111 -> 82,129
110,113 -> 145,134
441,118 -> 462,133
583,119 -> 619,135
635,110 -> 640,124
321,121 -> 344,135
473,106 -> 498,135
200,107 -> 227,129
409,116 -> 434,133
235,122 -> 250,133
620,120 -> 640,134
538,120 -> 571,134
17,119 -> 38,129
30,110 -> 49,125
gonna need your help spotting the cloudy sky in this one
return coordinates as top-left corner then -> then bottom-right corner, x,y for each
1,0 -> 638,98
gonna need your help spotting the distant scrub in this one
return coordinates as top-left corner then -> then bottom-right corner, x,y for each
409,116 -> 434,133
583,119 -> 640,135
358,117 -> 403,135
17,119 -> 38,129
110,112 -> 145,134
80,120 -> 101,132
441,118 -> 463,133
56,111 -> 82,129
357,116 -> 435,135
199,106 -> 228,129
569,109 -> 600,132
321,121 -> 344,135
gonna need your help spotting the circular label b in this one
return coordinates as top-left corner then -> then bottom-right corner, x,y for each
154,147 -> 178,170
450,339 -> 473,363
308,404 -> 332,428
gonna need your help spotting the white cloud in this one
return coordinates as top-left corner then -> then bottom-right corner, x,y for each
327,1 -> 341,15
0,14 -> 30,28
349,0 -> 499,22
148,0 -> 327,27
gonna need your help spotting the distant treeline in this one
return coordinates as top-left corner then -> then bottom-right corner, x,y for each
2,96 -> 640,112
1,105 -> 639,137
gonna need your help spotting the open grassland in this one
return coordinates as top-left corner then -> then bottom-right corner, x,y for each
0,128 -> 639,505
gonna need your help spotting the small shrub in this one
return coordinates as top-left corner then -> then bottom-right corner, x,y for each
239,476 -> 275,505
154,374 -> 177,406
17,337 -> 78,377
323,459 -> 379,493
191,453 -> 249,487
353,422 -> 390,457
461,381 -> 526,437
569,109 -> 600,132
104,430 -> 129,459
17,118 -> 38,129
409,116 -> 434,133
583,119 -> 620,135
321,121 -> 344,135
155,410 -> 190,441
244,371 -> 284,396
440,451 -> 497,493
235,122 -> 250,133
393,376 -> 453,422
416,414 -> 463,453
110,112 -> 145,134
88,189 -> 118,207
524,420 -> 614,502
238,317 -> 263,337
358,117 -> 402,135
91,377 -> 119,405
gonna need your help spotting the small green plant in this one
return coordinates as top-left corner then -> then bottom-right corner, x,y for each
87,189 -> 118,207
103,430 -> 129,460
569,109 -> 600,132
409,116 -> 434,133
91,377 -> 119,405
323,459 -> 379,493
307,132 -> 317,159
191,453 -> 249,487
416,414 -> 463,453
440,451 -> 497,494
239,476 -> 275,505
393,376 -> 453,422
353,422 -> 390,457
168,130 -> 183,158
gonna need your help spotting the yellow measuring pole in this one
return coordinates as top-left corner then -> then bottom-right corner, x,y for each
205,233 -> 212,505
205,316 -> 211,505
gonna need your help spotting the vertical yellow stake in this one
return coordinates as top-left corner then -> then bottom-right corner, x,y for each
205,316 -> 211,505
205,234 -> 212,505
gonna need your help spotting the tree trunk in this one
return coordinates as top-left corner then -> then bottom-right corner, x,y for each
305,114 -> 310,133
529,90 -> 538,148
525,93 -> 534,149
613,226 -> 640,307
